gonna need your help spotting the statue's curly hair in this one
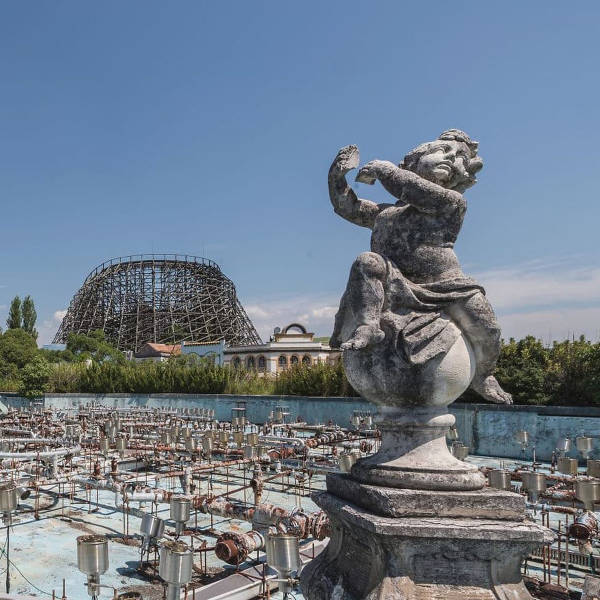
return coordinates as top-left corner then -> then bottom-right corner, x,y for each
400,129 -> 482,177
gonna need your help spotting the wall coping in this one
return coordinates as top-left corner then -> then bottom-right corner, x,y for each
1,392 -> 599,417
1,392 -> 367,404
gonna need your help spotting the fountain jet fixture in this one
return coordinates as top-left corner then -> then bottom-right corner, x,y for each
170,496 -> 191,537
557,456 -> 578,476
77,535 -> 109,598
576,436 -> 594,460
266,534 -> 302,597
488,469 -> 511,491
140,513 -> 165,553
521,472 -> 546,504
588,459 -> 600,478
556,437 -> 572,457
159,541 -> 193,600
575,479 -> 600,511
515,430 -> 529,460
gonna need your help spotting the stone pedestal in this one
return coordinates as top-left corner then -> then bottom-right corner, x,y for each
300,475 -> 553,600
350,407 -> 485,491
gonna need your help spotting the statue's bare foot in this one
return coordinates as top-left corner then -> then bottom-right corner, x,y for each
471,375 -> 513,405
341,324 -> 385,350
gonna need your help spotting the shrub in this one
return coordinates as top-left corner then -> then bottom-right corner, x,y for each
18,356 -> 52,399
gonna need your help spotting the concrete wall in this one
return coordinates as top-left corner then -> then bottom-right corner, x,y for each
450,403 -> 600,462
0,393 -> 372,430
2,393 -> 599,461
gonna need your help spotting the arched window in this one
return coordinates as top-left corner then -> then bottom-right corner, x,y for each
258,356 -> 266,371
232,356 -> 241,368
246,356 -> 256,369
302,355 -> 311,365
290,355 -> 299,365
278,355 -> 287,369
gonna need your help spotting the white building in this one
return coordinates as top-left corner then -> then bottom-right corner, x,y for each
181,340 -> 225,365
224,323 -> 340,374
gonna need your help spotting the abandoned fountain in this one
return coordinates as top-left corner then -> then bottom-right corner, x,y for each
300,131 -> 553,599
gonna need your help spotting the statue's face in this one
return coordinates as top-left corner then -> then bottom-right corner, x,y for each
415,140 -> 480,191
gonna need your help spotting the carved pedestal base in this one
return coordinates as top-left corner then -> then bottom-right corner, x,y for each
300,489 -> 552,600
350,407 -> 485,491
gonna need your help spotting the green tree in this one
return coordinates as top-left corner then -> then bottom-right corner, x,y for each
66,330 -> 125,364
493,336 -> 551,405
38,347 -> 76,363
6,296 -> 21,330
18,356 -> 51,399
21,296 -> 38,339
547,336 -> 600,406
274,360 -> 357,397
0,329 -> 38,373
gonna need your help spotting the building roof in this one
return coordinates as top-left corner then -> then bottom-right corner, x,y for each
135,343 -> 181,358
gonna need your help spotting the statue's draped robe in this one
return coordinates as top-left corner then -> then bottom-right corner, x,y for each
334,256 -> 485,365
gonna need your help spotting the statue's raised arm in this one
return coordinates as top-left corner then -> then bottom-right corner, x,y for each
356,160 -> 466,215
328,145 -> 392,229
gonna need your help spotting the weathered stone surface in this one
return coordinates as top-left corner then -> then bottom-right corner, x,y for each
350,406 -> 486,490
327,473 -> 526,520
582,574 -> 600,599
329,131 -> 510,406
306,132 -> 554,600
300,492 -> 553,600
327,131 -> 513,490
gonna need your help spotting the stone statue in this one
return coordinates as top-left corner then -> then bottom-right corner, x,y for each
326,130 -> 514,490
300,130 -> 552,600
329,129 -> 511,406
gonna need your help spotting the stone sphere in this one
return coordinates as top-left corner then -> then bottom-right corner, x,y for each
343,321 -> 475,409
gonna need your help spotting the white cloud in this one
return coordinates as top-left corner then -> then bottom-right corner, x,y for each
37,309 -> 68,346
244,305 -> 271,320
302,305 -> 338,320
245,257 -> 600,344
498,306 -> 600,345
245,294 -> 340,341
474,260 -> 600,312
53,309 -> 67,322
473,257 -> 600,342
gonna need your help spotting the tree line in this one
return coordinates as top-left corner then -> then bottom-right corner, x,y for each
6,295 -> 38,339
1,317 -> 600,404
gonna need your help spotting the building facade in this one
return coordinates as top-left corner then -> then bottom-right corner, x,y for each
181,340 -> 225,365
224,323 -> 340,374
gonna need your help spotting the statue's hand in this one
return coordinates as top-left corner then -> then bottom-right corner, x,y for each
329,145 -> 381,229
355,160 -> 396,185
330,145 -> 360,176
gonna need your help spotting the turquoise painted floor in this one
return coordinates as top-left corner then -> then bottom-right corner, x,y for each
1,465 -> 324,599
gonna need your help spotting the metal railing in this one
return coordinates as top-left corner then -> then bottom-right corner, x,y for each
530,545 -> 600,571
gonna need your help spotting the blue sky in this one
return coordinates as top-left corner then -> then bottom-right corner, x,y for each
1,2 -> 600,344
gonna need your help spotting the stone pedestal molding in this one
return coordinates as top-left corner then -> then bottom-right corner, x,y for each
300,490 -> 553,600
326,473 -> 524,520
350,406 -> 485,491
